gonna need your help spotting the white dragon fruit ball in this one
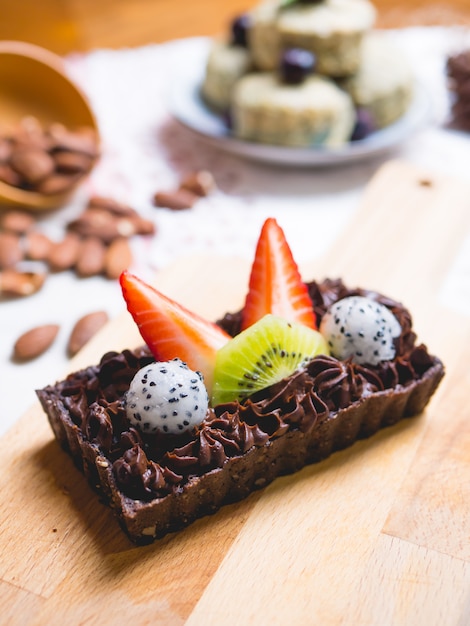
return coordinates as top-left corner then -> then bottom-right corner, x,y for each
319,295 -> 401,366
125,359 -> 209,435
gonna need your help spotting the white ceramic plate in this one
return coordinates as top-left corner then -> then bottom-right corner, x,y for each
169,37 -> 431,167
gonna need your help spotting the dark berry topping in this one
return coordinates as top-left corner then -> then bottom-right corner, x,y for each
350,108 -> 376,141
281,0 -> 324,8
231,14 -> 251,48
280,48 -> 316,85
222,108 -> 233,130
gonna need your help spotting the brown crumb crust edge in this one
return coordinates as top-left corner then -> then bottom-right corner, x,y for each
37,357 -> 444,544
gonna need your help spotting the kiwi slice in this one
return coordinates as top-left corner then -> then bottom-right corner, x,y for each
211,314 -> 329,405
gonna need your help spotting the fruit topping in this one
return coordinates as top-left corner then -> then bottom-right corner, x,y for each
241,217 -> 317,331
212,314 -> 328,405
231,14 -> 251,48
350,108 -> 376,141
280,0 -> 324,8
120,271 -> 230,392
280,48 -> 316,85
319,296 -> 401,365
125,359 -> 209,435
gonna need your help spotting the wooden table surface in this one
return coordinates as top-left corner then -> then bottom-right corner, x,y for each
0,0 -> 469,54
1,161 -> 469,625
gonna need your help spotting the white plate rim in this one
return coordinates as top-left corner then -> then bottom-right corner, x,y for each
169,37 -> 431,167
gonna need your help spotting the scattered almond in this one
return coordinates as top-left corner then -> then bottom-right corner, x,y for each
115,216 -> 137,238
67,310 -> 109,357
25,231 -> 53,261
0,210 -> 35,234
13,324 -> 59,361
69,203 -> 155,243
0,269 -> 46,296
0,232 -> 23,269
153,169 -> 216,210
88,195 -> 136,216
131,215 -> 156,236
180,170 -> 215,197
48,232 -> 82,272
153,189 -> 197,211
75,237 -> 107,277
104,237 -> 133,279
0,192 -> 156,295
68,207 -> 123,243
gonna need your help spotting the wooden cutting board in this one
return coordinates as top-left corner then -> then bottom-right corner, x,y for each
1,160 -> 469,626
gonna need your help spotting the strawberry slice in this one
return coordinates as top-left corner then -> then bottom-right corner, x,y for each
120,271 -> 230,391
241,218 -> 317,331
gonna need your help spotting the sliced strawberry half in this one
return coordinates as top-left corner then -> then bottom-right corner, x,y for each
241,218 -> 317,331
120,271 -> 230,391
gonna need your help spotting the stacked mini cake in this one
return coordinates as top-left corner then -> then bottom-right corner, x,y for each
202,0 -> 413,147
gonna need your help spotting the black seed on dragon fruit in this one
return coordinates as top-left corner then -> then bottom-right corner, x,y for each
319,296 -> 402,366
125,358 -> 209,435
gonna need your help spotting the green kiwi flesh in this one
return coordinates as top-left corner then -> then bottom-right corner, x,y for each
211,314 -> 329,405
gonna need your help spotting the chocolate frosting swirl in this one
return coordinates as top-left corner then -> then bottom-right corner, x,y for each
113,445 -> 182,500
82,402 -> 114,452
306,355 -> 384,411
241,369 -> 329,434
163,412 -> 269,475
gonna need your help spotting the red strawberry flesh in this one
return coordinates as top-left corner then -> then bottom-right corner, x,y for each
120,271 -> 230,391
241,218 -> 317,330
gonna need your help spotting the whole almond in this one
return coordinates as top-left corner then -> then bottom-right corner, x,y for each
16,116 -> 48,150
0,138 -> 12,163
47,124 -> 99,157
13,324 -> 59,361
0,232 -> 23,269
0,163 -> 22,186
53,150 -> 93,174
48,232 -> 81,271
88,195 -> 136,217
153,189 -> 197,210
131,216 -> 156,236
36,172 -> 80,195
67,311 -> 109,357
68,208 -> 123,243
0,210 -> 35,234
0,269 -> 46,296
9,146 -> 55,184
115,216 -> 137,238
104,237 -> 133,279
180,170 -> 215,197
25,231 -> 53,261
75,237 -> 106,277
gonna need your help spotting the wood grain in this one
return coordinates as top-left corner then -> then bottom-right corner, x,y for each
0,160 -> 469,625
0,0 -> 469,54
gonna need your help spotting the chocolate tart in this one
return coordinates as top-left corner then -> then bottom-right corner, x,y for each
37,278 -> 444,543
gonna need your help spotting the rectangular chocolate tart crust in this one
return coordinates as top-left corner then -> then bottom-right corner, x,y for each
37,355 -> 444,544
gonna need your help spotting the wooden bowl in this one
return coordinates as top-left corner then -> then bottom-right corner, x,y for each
0,40 -> 99,211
